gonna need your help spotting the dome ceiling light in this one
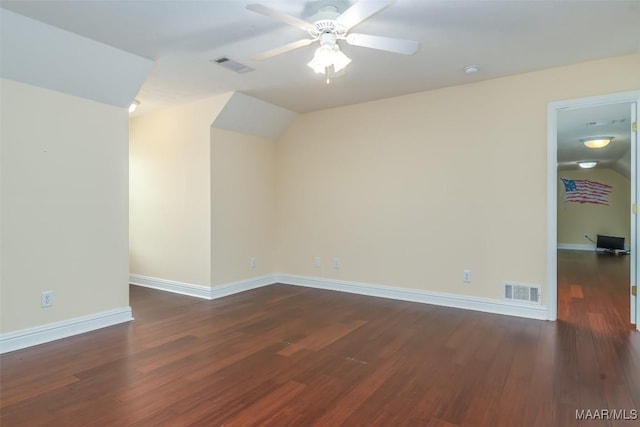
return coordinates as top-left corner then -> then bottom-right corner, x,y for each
581,136 -> 613,149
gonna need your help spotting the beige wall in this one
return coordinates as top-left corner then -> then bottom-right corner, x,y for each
276,54 -> 640,300
1,79 -> 130,333
129,94 -> 231,286
557,168 -> 630,246
128,53 -> 638,302
211,129 -> 276,285
130,95 -> 278,288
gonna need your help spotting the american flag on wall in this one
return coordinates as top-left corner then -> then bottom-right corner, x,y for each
560,178 -> 612,206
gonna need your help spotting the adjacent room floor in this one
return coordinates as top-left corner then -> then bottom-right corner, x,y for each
557,249 -> 632,330
1,252 -> 638,426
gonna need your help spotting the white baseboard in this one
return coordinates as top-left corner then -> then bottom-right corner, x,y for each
2,272 -> 548,354
210,275 -> 278,299
0,307 -> 133,354
130,274 -> 212,299
557,243 -> 595,251
129,274 -> 276,300
275,274 -> 549,321
130,272 -> 548,321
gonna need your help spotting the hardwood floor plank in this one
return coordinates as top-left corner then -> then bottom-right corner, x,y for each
426,419 -> 461,427
0,375 -> 79,408
308,357 -> 397,426
1,252 -> 637,425
571,284 -> 584,299
226,380 -> 307,427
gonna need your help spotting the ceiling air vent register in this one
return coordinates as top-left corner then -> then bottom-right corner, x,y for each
213,57 -> 254,74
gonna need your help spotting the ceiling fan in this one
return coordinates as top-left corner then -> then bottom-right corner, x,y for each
246,1 -> 419,79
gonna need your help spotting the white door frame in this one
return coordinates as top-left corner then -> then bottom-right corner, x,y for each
632,101 -> 639,330
546,90 -> 640,324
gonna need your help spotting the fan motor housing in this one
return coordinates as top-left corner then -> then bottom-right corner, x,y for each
309,19 -> 346,38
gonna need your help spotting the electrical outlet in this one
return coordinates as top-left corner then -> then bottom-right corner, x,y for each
41,291 -> 53,308
333,257 -> 340,269
463,270 -> 471,283
250,257 -> 256,269
314,257 -> 321,268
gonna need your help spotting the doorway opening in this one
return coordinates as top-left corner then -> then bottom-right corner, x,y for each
546,91 -> 639,330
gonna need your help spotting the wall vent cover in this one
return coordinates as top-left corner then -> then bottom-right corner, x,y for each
212,57 -> 254,74
503,282 -> 541,304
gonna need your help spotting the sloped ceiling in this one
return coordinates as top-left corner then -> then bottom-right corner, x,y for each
0,9 -> 153,107
1,0 -> 639,115
1,1 -> 637,173
213,92 -> 297,141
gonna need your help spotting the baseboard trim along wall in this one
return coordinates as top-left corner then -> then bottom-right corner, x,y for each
557,243 -> 595,251
275,274 -> 549,321
129,273 -> 275,300
3,273 -> 549,354
210,275 -> 277,299
129,274 -> 213,299
131,273 -> 548,320
0,307 -> 133,354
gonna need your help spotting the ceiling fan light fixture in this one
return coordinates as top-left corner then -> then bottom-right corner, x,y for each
332,49 -> 351,72
307,44 -> 351,74
581,137 -> 613,149
308,45 -> 333,73
247,2 -> 419,78
578,161 -> 598,169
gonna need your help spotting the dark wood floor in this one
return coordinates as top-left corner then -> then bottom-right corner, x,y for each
557,250 -> 632,329
1,252 -> 638,426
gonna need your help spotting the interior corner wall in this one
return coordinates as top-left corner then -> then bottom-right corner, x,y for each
211,128 -> 276,286
0,78 -> 130,333
276,53 -> 640,301
557,168 -> 631,246
129,94 -> 232,287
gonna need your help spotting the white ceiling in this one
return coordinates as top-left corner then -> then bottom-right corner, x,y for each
2,0 -> 639,116
1,0 -> 637,176
0,9 -> 153,108
558,102 -> 633,176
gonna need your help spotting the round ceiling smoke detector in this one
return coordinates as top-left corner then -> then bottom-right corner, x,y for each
464,65 -> 479,74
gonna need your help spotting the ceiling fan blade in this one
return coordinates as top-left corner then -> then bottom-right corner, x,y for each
246,4 -> 313,32
252,39 -> 315,61
346,33 -> 419,55
336,0 -> 394,31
